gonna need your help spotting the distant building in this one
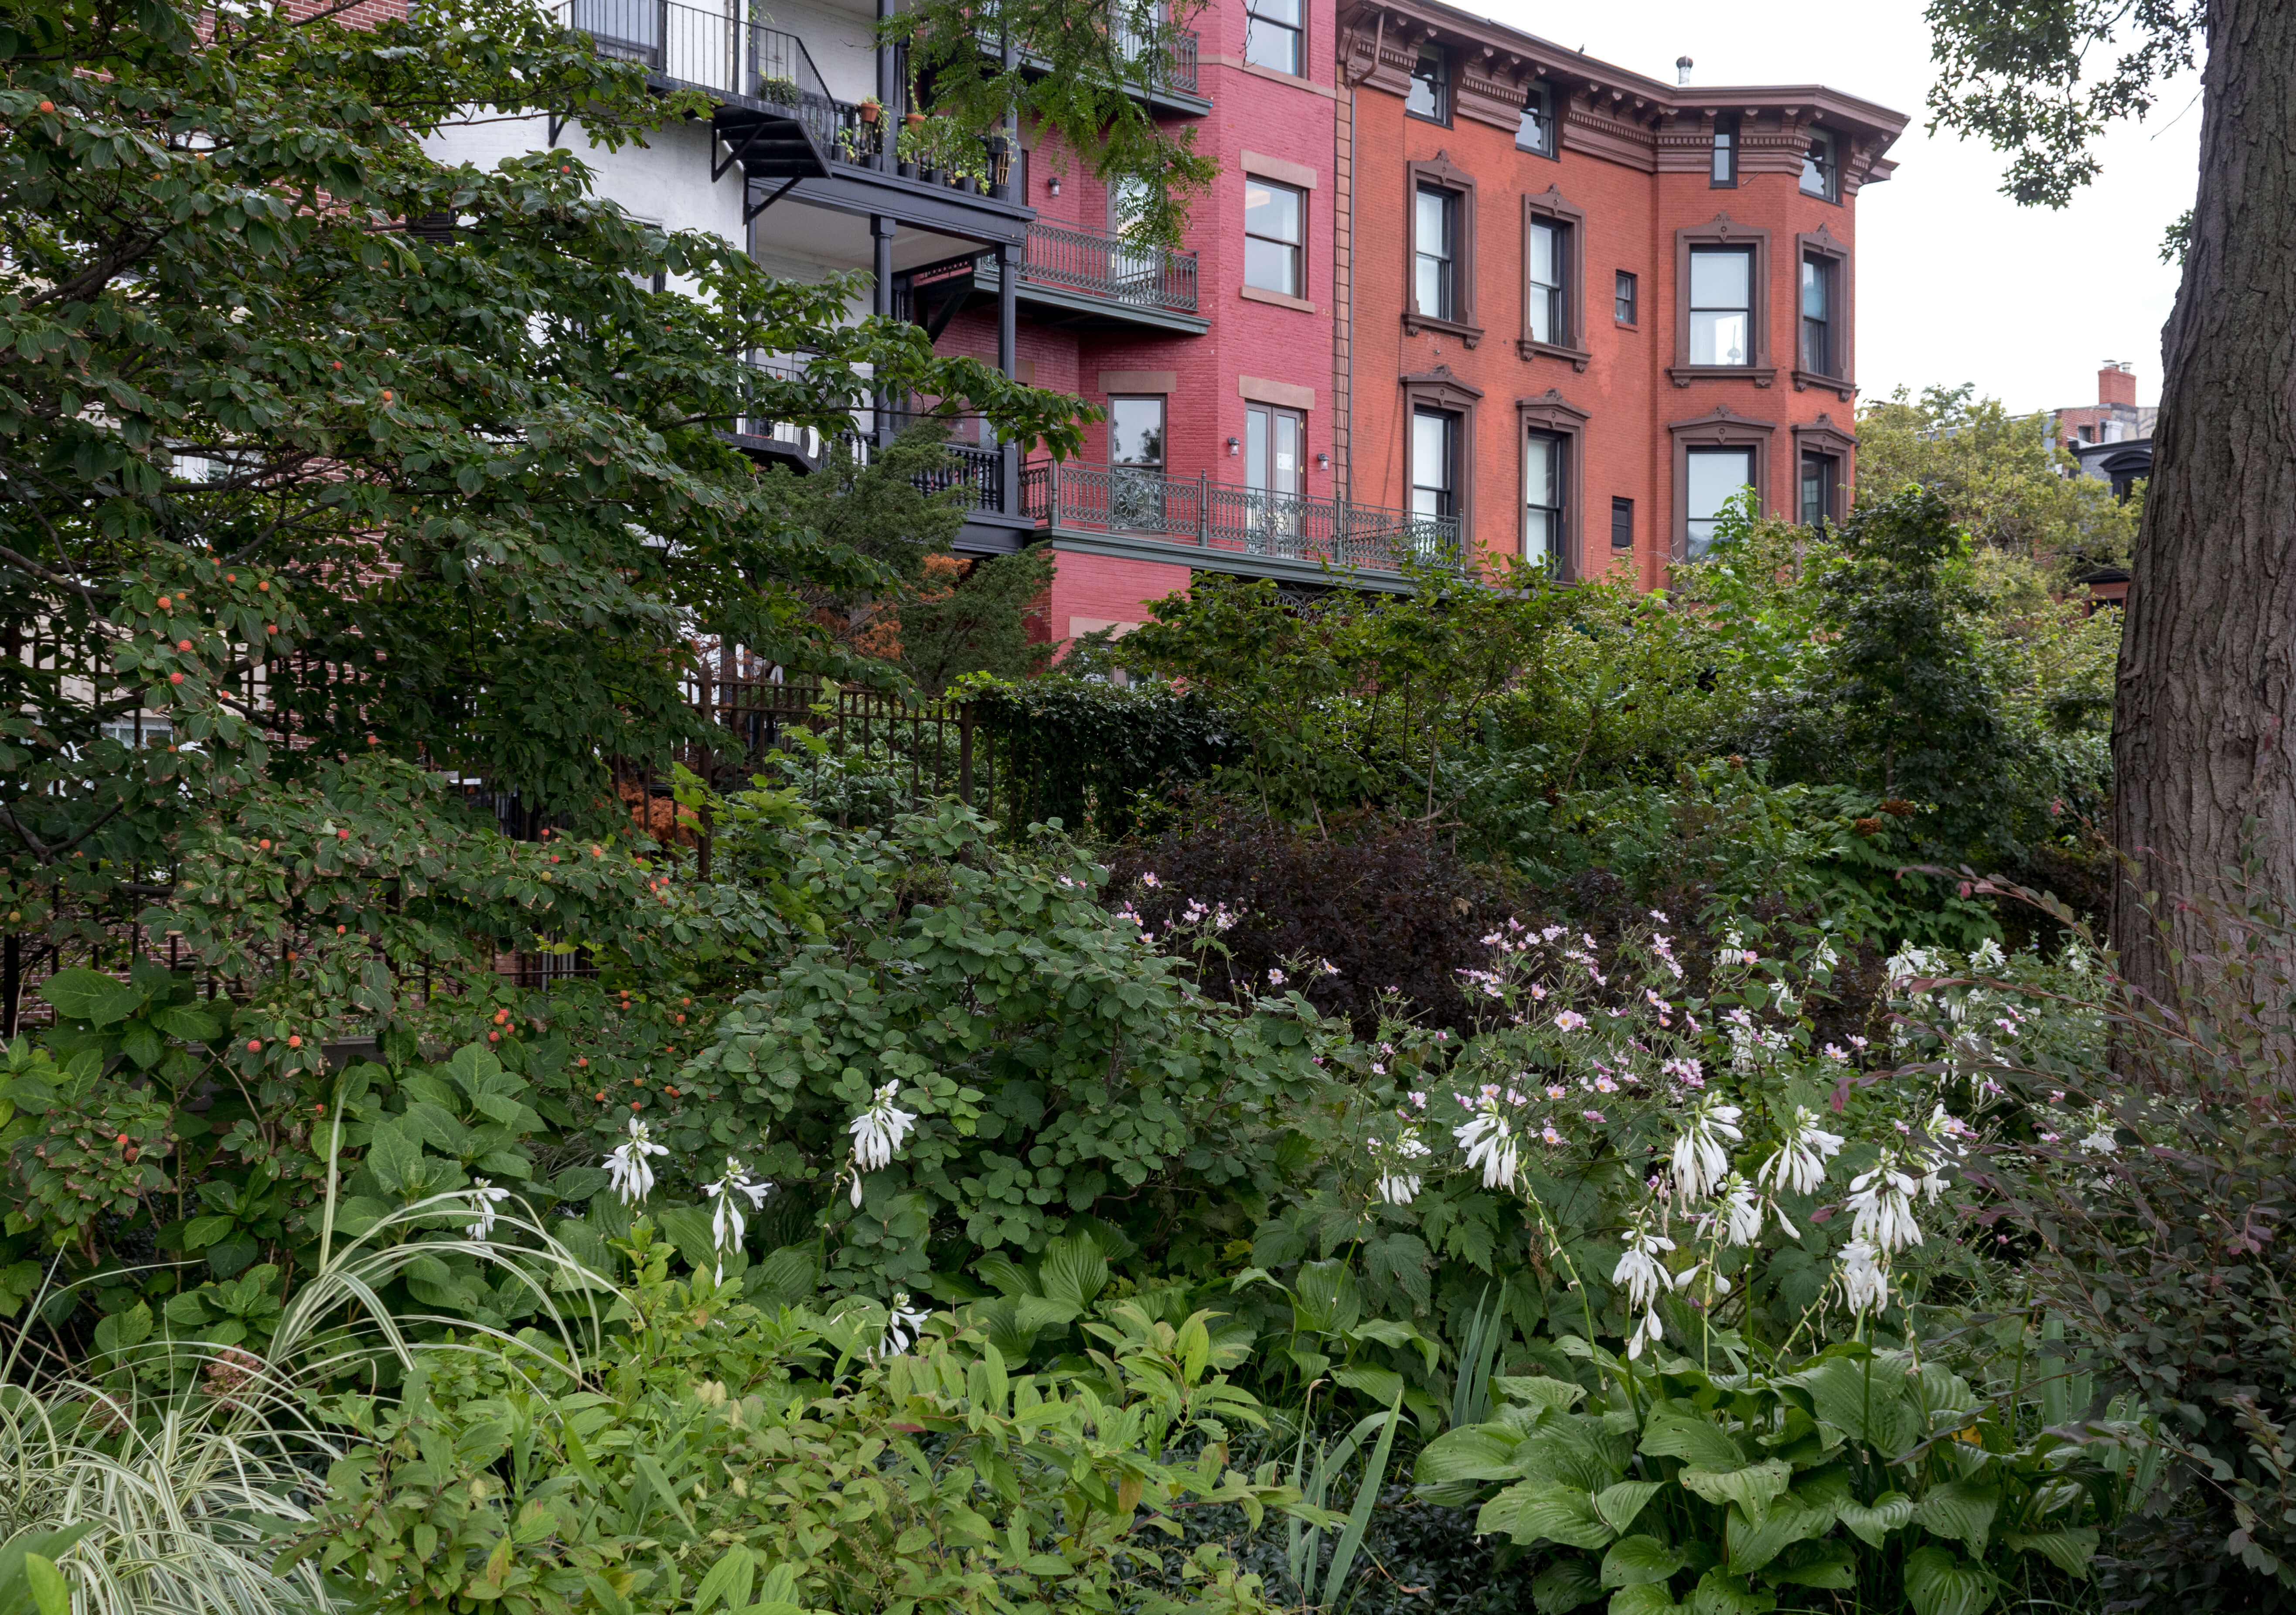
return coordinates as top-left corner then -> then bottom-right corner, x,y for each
2050,363 -> 2151,610
2055,361 -> 2155,451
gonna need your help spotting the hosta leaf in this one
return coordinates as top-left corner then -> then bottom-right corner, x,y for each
2002,1528 -> 2097,1578
1764,1538 -> 1856,1589
1683,1568 -> 1776,1615
1478,1480 -> 1617,1549
1911,1479 -> 2000,1557
1601,1536 -> 1686,1589
1610,1588 -> 1678,1615
1496,1375 -> 1589,1413
1679,1459 -> 1792,1523
1791,1355 -> 1913,1451
1594,1481 -> 1664,1536
1416,1424 -> 1526,1483
1534,1557 -> 1605,1615
1726,1497 -> 1831,1575
1641,1410 -> 1749,1471
1836,1491 -> 1914,1548
1903,1546 -> 1992,1615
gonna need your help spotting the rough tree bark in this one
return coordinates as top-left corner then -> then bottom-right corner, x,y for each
2109,0 -> 2296,996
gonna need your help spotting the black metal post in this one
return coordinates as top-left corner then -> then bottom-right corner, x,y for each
876,0 -> 898,173
872,214 -> 896,445
996,239 -> 1019,514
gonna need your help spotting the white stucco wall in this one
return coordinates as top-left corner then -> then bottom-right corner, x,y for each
425,114 -> 746,249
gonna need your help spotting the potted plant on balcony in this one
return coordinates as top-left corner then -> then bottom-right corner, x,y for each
984,133 -> 1014,200
897,112 -> 931,180
857,94 -> 882,124
759,73 -> 801,108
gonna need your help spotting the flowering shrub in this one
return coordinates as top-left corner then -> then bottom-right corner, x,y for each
1345,917 -> 1979,1361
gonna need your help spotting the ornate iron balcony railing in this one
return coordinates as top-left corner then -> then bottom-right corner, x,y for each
1020,461 -> 1463,573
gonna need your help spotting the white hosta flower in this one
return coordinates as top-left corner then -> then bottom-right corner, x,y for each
1614,1226 -> 1677,1361
879,1291 -> 931,1358
1612,1226 -> 1677,1313
704,1156 -> 772,1281
604,1116 -> 671,1207
1715,1175 -> 1763,1247
1373,1126 -> 1432,1206
1670,1101 -> 1744,1203
1455,1106 -> 1521,1190
466,1178 -> 511,1243
1886,943 -> 1939,986
1837,1237 -> 1889,1313
1760,1107 -> 1846,1197
1970,937 -> 2006,971
1846,1155 -> 1927,1253
847,1082 -> 919,1203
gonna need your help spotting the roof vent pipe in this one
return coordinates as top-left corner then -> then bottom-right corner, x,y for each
1676,55 -> 1693,85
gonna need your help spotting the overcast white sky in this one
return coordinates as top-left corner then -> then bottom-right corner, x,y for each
1471,0 -> 2202,416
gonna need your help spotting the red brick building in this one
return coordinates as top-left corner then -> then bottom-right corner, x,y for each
422,0 -> 1905,635
1337,1 -> 1905,586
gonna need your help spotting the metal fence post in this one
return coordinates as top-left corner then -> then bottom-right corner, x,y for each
1197,472 -> 1209,547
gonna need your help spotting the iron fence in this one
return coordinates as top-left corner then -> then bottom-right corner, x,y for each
1019,460 -> 1463,572
1021,220 -> 1197,313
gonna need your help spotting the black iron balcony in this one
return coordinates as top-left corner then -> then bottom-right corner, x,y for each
1019,461 -> 1463,579
1022,221 -> 1196,314
560,0 -> 833,191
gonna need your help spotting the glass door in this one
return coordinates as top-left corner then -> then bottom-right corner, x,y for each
1245,403 -> 1304,554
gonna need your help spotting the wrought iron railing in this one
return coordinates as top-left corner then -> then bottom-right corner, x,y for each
1111,19 -> 1200,94
562,0 -> 836,140
1022,221 -> 1198,313
919,444 -> 1002,510
1019,461 -> 1461,572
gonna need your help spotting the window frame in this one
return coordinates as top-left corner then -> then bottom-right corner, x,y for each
1792,227 -> 1854,397
1517,386 -> 1588,580
1406,44 -> 1450,125
1801,125 -> 1840,201
1402,155 -> 1481,345
1410,408 -> 1459,522
1790,414 -> 1857,528
1244,174 -> 1306,299
1516,79 -> 1557,157
1107,394 -> 1168,469
1610,496 -> 1634,553
1799,253 -> 1834,380
1401,365 -> 1484,545
1668,403 -> 1774,564
1669,216 -> 1773,387
1615,269 -> 1638,327
1517,186 -> 1588,367
1243,0 -> 1302,78
1709,113 -> 1738,187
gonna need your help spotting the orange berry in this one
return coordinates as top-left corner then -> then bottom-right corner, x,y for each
169,671 -> 183,684
487,1030 -> 500,1042
177,639 -> 191,651
336,924 -> 347,934
37,101 -> 52,112
246,1039 -> 261,1052
287,1035 -> 302,1048
157,595 -> 171,608
258,838 -> 270,849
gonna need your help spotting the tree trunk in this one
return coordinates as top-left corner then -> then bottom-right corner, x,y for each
2110,0 -> 2296,998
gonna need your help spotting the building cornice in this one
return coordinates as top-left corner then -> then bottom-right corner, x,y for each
1338,0 -> 1908,181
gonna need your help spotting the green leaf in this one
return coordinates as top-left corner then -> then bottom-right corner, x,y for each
1593,1480 -> 1663,1537
1293,1258 -> 1361,1334
1791,1355 -> 1911,1451
2002,1528 -> 2097,1578
1683,1568 -> 1775,1615
1640,1409 -> 1748,1471
1911,1479 -> 2000,1557
1332,1363 -> 1405,1407
365,1121 -> 420,1196
1036,1233 -> 1107,1311
1610,1588 -> 1679,1615
1534,1557 -> 1606,1615
1678,1459 -> 1792,1524
1835,1490 -> 1914,1548
1725,1497 -> 1831,1576
692,1544 -> 755,1614
23,1554 -> 69,1615
1601,1536 -> 1687,1589
39,968 -> 143,1027
1417,1424 -> 1526,1483
1478,1480 -> 1616,1550
1903,1546 -> 1991,1615
1495,1374 -> 1589,1413
1764,1539 -> 1857,1590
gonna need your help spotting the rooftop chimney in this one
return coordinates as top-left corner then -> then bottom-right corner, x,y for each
1676,55 -> 1693,85
2097,361 -> 2137,408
